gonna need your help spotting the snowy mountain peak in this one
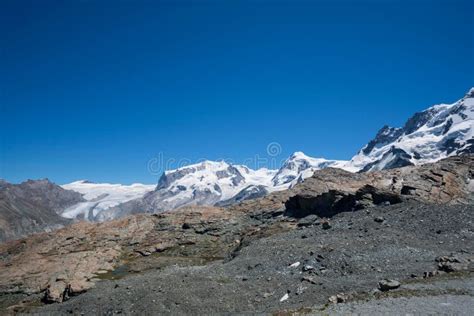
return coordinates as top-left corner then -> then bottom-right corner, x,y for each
157,160 -> 247,192
464,87 -> 474,99
163,160 -> 230,176
68,180 -> 95,185
272,151 -> 349,186
137,161 -> 279,214
138,152 -> 354,215
351,88 -> 473,172
288,151 -> 310,159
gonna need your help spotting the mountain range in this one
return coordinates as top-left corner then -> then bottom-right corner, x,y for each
1,88 -> 472,232
56,88 -> 473,222
2,155 -> 473,311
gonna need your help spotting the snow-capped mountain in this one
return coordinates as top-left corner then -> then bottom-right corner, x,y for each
61,87 -> 473,221
350,87 -> 473,171
271,151 -> 349,186
140,161 -> 278,213
138,154 -> 347,213
60,181 -> 155,221
64,154 -> 348,221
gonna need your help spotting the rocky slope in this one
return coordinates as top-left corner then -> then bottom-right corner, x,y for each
0,156 -> 472,314
0,179 -> 84,242
27,203 -> 474,315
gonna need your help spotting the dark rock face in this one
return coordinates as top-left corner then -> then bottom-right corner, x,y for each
156,169 -> 189,190
216,166 -> 245,186
440,137 -> 474,156
228,156 -> 473,221
285,185 -> 402,218
360,147 -> 414,172
403,109 -> 438,135
0,179 -> 84,242
463,139 -> 474,154
362,125 -> 403,155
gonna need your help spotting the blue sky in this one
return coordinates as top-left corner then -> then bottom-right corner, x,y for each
1,0 -> 472,184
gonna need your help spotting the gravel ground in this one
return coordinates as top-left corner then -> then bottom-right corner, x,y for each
21,202 -> 474,315
326,294 -> 474,315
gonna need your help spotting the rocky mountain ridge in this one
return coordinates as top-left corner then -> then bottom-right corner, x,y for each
0,179 -> 84,242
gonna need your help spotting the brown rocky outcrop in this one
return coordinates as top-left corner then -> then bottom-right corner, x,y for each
228,155 -> 473,216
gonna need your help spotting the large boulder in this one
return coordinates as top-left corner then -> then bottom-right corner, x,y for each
285,185 -> 402,218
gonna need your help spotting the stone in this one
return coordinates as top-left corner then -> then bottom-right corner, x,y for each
328,293 -> 347,304
378,279 -> 400,291
284,185 -> 402,219
423,270 -> 439,278
297,215 -> 319,227
44,280 -> 68,303
374,217 -> 385,223
279,293 -> 289,302
301,276 -> 318,284
322,220 -> 332,230
68,279 -> 92,296
436,255 -> 468,273
289,261 -> 301,268
136,250 -> 152,256
302,265 -> 315,272
438,261 -> 466,273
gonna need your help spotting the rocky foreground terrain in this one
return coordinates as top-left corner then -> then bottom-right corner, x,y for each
0,156 -> 472,314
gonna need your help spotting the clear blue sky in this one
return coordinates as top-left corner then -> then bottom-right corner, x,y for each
1,0 -> 472,184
